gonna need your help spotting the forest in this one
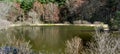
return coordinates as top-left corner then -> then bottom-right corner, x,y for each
0,0 -> 120,30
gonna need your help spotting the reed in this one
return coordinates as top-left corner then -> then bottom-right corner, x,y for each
0,35 -> 33,54
65,37 -> 83,54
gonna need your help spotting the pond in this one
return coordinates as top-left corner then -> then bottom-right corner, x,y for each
0,25 -> 94,53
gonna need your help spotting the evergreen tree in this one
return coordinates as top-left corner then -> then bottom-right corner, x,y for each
112,11 -> 120,30
105,0 -> 118,30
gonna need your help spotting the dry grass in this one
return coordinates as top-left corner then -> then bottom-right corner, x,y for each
82,28 -> 120,54
65,28 -> 120,54
0,36 -> 33,54
65,37 -> 83,54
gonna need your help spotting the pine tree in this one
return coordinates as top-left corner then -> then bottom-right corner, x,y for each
105,0 -> 118,30
112,11 -> 120,30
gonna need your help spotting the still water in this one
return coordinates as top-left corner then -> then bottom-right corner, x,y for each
0,26 -> 93,53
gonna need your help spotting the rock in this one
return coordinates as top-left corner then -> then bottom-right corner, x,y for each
0,46 -> 34,54
73,20 -> 90,24
64,21 -> 70,24
94,21 -> 103,24
0,46 -> 19,54
82,20 -> 91,24
73,20 -> 82,24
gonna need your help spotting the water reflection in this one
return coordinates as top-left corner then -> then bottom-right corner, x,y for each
0,26 -> 92,53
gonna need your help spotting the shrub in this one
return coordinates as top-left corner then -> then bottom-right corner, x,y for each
0,36 -> 33,54
84,29 -> 120,54
65,37 -> 83,54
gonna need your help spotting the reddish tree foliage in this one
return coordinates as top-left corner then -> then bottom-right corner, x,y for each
33,1 -> 60,23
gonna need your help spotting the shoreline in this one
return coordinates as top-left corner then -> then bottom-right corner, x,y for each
9,24 -> 109,30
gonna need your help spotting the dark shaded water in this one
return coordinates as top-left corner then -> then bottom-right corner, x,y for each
0,26 -> 94,53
